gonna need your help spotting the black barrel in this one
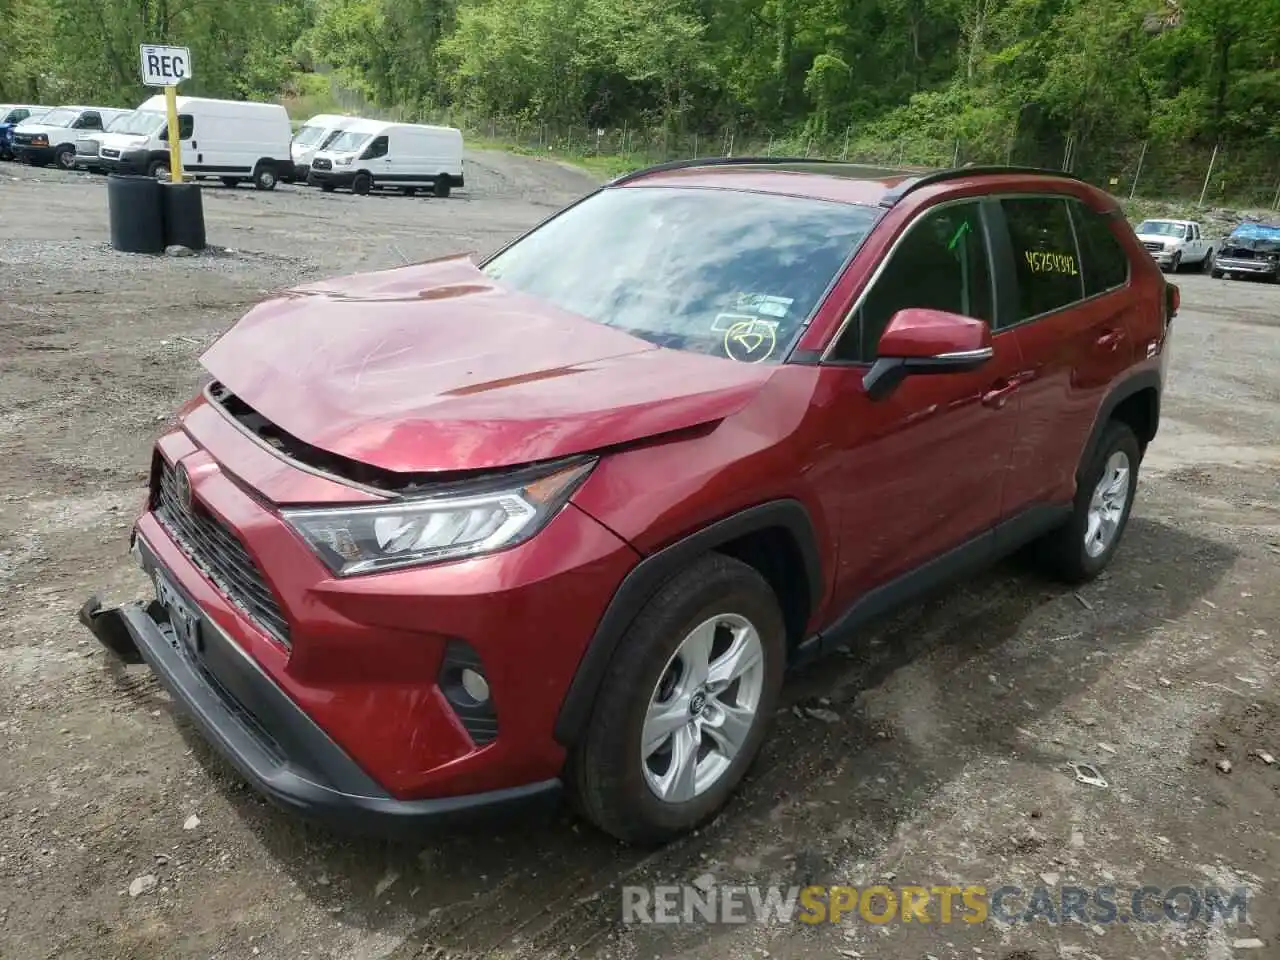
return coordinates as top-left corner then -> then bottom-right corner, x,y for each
161,181 -> 207,251
107,175 -> 165,254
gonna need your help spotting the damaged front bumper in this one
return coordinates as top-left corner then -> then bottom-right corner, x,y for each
79,535 -> 562,837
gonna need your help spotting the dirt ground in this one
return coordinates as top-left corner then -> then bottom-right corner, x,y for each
1,157 -> 1277,960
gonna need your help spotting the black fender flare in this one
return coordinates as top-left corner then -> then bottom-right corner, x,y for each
553,499 -> 824,746
1077,368 -> 1161,480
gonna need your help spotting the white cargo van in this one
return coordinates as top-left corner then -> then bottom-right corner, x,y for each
308,120 -> 464,197
291,113 -> 360,181
11,106 -> 132,169
96,95 -> 294,189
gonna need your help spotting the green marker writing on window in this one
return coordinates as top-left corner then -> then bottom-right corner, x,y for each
948,220 -> 971,251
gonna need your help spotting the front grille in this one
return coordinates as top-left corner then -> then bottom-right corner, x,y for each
312,157 -> 332,171
154,457 -> 291,645
1221,247 -> 1255,260
13,133 -> 40,146
1142,242 -> 1164,253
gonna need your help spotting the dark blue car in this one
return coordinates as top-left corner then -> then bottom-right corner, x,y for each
0,105 -> 51,160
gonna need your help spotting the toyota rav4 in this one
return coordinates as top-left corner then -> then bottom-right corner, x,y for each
81,160 -> 1177,844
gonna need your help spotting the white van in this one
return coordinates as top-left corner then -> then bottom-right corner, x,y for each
291,113 -> 360,181
96,95 -> 294,189
11,106 -> 132,169
308,120 -> 464,197
73,111 -> 141,173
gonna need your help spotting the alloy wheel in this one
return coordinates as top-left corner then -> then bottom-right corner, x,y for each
641,613 -> 765,803
1085,450 -> 1131,558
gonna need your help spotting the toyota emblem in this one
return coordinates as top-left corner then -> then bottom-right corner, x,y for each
175,462 -> 193,511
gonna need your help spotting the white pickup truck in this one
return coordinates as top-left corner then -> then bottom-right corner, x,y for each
1133,218 -> 1215,273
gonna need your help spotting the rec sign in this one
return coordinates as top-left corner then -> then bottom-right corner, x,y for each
139,44 -> 192,87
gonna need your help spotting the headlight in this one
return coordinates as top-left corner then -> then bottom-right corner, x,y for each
282,458 -> 596,576
335,156 -> 352,167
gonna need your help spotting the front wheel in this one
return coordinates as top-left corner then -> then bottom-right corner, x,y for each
568,553 -> 786,844
1033,421 -> 1141,584
147,160 -> 169,180
253,164 -> 278,191
352,172 -> 372,195
1201,249 -> 1214,273
55,146 -> 76,170
1166,252 -> 1182,273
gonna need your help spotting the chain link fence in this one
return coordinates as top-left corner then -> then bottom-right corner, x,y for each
289,80 -> 1280,211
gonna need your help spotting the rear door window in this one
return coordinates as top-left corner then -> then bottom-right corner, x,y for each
1000,197 -> 1085,321
1069,202 -> 1130,297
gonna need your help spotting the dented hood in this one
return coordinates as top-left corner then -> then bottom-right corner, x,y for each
200,256 -> 773,474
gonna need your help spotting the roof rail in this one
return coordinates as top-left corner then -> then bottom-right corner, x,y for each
606,155 -> 903,187
878,164 -> 1096,207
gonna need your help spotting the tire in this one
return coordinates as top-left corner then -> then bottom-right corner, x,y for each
1211,269 -> 1224,279
253,164 -> 277,191
1201,249 -> 1214,273
1167,252 -> 1182,273
567,553 -> 786,844
1033,421 -> 1141,584
433,177 -> 451,198
220,177 -> 241,188
401,186 -> 417,197
319,181 -> 336,193
352,172 -> 372,196
55,146 -> 76,171
147,160 -> 169,180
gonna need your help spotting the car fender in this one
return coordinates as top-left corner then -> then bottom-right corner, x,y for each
553,498 -> 823,746
1077,368 -> 1161,479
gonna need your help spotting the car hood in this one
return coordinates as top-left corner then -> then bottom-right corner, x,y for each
98,132 -> 150,149
199,256 -> 774,474
1135,232 -> 1177,243
13,122 -> 74,137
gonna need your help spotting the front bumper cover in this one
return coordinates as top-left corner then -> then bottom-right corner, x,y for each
79,536 -> 562,838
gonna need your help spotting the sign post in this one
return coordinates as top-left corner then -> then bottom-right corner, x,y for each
139,44 -> 192,183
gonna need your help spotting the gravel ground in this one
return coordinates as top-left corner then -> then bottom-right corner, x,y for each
0,158 -> 1277,960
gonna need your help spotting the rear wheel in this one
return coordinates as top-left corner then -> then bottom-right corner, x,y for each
1033,421 -> 1141,584
220,177 -> 242,188
567,554 -> 786,844
352,172 -> 372,195
433,177 -> 451,198
253,164 -> 278,191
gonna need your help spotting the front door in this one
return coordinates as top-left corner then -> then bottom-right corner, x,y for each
817,198 -> 1024,612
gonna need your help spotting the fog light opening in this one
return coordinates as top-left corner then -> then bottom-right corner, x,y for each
460,667 -> 490,704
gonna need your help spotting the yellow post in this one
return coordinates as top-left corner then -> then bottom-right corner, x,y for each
164,84 -> 183,183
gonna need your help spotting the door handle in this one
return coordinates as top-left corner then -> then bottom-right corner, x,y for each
1096,329 -> 1125,350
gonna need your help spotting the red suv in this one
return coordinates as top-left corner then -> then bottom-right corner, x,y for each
82,160 -> 1176,844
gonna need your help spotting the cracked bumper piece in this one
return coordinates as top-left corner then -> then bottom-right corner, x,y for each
78,541 -> 561,838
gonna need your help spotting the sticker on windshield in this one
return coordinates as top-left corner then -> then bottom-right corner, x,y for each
712,312 -> 760,332
732,293 -> 794,318
723,318 -> 778,364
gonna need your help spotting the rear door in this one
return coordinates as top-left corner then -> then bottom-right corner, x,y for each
996,195 -> 1136,513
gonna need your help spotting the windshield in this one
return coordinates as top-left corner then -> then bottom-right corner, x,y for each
104,112 -> 135,132
326,129 -> 371,153
112,111 -> 166,136
1137,221 -> 1185,237
294,124 -> 327,147
482,186 -> 881,364
34,108 -> 78,128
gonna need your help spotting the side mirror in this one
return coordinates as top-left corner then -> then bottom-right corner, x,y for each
862,307 -> 993,401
